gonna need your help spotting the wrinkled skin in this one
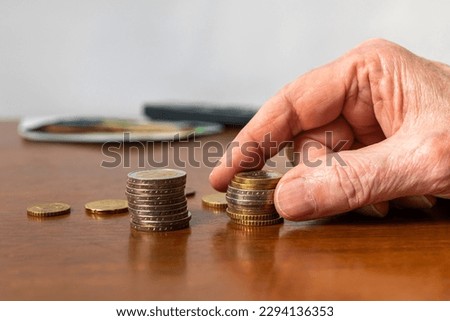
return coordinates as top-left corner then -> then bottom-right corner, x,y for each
210,39 -> 450,221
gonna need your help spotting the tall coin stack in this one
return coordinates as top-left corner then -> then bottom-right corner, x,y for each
226,170 -> 284,226
126,169 -> 191,232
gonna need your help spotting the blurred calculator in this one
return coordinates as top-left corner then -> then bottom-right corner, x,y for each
143,103 -> 257,126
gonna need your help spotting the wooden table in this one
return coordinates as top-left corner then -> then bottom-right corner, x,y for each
0,121 -> 449,300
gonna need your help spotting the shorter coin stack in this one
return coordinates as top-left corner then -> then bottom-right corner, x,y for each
226,170 -> 284,226
126,169 -> 191,232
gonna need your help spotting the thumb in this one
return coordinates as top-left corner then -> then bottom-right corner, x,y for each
275,133 -> 439,221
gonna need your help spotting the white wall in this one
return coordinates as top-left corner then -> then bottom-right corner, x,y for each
1,0 -> 449,119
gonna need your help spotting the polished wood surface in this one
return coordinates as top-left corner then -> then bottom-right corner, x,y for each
0,121 -> 449,300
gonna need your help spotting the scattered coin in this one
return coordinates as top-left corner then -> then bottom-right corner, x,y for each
27,202 -> 71,217
126,169 -> 190,232
202,193 -> 228,209
84,199 -> 128,214
233,170 -> 282,187
226,170 -> 283,226
185,186 -> 196,197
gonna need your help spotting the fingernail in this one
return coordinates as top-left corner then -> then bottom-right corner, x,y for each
355,203 -> 388,218
275,179 -> 317,220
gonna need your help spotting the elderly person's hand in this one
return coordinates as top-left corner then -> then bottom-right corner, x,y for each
210,39 -> 450,221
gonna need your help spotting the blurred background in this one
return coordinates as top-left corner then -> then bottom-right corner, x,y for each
1,0 -> 449,119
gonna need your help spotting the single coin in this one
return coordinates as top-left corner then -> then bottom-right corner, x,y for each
231,217 -> 284,226
233,170 -> 283,184
84,199 -> 128,214
185,186 -> 196,197
27,202 -> 71,217
202,193 -> 228,209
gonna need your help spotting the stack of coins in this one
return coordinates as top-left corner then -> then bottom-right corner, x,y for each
126,169 -> 191,232
226,170 -> 284,226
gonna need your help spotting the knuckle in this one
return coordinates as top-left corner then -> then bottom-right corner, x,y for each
330,162 -> 370,210
424,133 -> 450,193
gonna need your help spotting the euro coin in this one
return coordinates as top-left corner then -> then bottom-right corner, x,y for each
202,193 -> 228,209
226,208 -> 280,221
233,217 -> 284,226
185,186 -> 196,197
84,199 -> 128,214
233,170 -> 282,185
27,202 -> 71,217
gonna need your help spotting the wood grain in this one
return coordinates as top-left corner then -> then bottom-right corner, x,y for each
0,121 -> 449,300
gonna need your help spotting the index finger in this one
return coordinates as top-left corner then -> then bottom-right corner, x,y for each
209,61 -> 348,191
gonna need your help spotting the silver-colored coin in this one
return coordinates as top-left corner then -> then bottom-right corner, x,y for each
130,211 -> 190,222
226,191 -> 274,201
226,186 -> 275,197
125,191 -> 185,201
126,180 -> 186,189
128,200 -> 187,211
227,203 -> 276,214
128,169 -> 186,181
185,186 -> 196,197
226,195 -> 274,206
125,185 -> 185,195
127,195 -> 186,206
127,168 -> 186,180
130,212 -> 191,226
128,206 -> 188,216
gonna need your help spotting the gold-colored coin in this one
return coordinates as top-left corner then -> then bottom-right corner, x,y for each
233,170 -> 283,184
27,202 -> 71,217
84,199 -> 128,214
226,208 -> 280,221
130,221 -> 190,232
202,193 -> 228,209
231,217 -> 284,226
229,180 -> 278,190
